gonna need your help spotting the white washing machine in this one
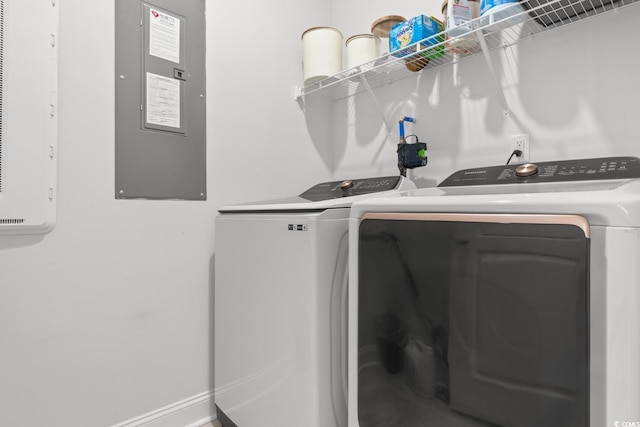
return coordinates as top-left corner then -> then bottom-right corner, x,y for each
348,156 -> 640,427
214,176 -> 415,427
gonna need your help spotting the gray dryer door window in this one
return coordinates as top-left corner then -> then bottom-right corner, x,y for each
357,214 -> 589,427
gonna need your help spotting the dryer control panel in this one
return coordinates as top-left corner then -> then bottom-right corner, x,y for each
439,156 -> 640,187
300,176 -> 401,201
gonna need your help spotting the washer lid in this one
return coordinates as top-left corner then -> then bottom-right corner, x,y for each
350,157 -> 640,227
218,175 -> 412,213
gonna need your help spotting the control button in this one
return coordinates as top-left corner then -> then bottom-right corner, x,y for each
340,180 -> 353,190
515,163 -> 539,177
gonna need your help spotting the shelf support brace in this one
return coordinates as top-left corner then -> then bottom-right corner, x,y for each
359,74 -> 393,137
476,31 -> 511,118
294,86 -> 305,111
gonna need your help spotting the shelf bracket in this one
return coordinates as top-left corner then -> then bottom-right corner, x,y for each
294,86 -> 306,112
359,74 -> 393,137
476,30 -> 511,118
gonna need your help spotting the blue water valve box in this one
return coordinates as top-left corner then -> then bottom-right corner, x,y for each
389,15 -> 444,60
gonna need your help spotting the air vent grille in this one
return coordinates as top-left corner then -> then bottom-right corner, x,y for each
0,218 -> 25,225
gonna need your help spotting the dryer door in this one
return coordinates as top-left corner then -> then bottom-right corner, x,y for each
356,214 -> 589,427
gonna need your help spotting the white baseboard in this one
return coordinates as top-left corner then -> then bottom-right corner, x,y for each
184,416 -> 217,427
110,390 -> 218,427
187,420 -> 221,427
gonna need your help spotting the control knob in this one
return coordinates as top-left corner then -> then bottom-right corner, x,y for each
515,163 -> 538,177
340,180 -> 354,190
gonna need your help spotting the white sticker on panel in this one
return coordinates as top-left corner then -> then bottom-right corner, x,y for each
149,8 -> 180,64
146,72 -> 180,128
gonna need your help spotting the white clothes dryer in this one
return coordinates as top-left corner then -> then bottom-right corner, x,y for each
348,156 -> 640,427
214,176 -> 415,427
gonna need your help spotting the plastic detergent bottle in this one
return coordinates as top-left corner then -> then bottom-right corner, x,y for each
480,0 -> 524,28
441,0 -> 480,54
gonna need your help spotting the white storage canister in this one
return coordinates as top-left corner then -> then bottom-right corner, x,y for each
371,15 -> 405,55
301,27 -> 343,85
346,34 -> 380,69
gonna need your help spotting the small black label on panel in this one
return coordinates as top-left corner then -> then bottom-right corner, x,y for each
288,224 -> 308,231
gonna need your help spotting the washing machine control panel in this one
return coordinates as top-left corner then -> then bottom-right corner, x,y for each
439,156 -> 640,187
300,176 -> 401,201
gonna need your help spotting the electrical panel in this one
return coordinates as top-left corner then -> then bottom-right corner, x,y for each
115,0 -> 206,200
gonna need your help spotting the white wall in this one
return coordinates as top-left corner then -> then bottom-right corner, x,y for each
326,0 -> 640,183
0,0 -> 328,426
0,0 -> 638,427
208,0 -> 336,205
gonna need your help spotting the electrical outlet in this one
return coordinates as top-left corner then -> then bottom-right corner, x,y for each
510,134 -> 530,163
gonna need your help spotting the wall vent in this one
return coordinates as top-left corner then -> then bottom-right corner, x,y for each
0,218 -> 25,225
0,0 -> 58,235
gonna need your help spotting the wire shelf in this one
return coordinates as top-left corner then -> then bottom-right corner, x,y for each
296,0 -> 639,101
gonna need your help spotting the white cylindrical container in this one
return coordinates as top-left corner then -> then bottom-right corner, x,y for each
301,27 -> 343,85
346,34 -> 380,69
371,15 -> 405,55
